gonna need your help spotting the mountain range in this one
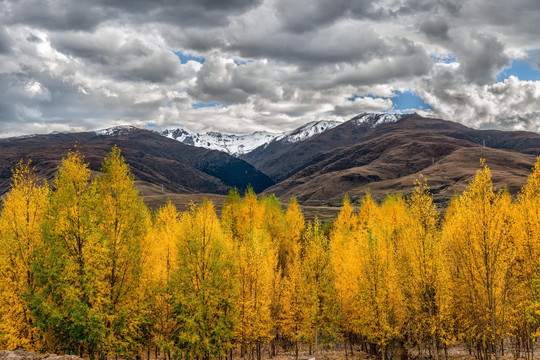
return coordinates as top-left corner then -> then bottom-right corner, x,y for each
1,113 -> 539,211
158,120 -> 341,156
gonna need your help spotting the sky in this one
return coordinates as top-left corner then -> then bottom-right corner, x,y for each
1,0 -> 540,137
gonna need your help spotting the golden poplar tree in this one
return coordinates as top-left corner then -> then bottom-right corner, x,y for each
330,195 -> 361,352
355,193 -> 403,353
511,156 -> 540,356
142,201 -> 180,357
31,150 -> 105,356
97,146 -> 150,355
173,200 -> 237,360
301,218 -> 340,358
0,160 -> 49,350
261,195 -> 287,356
442,160 -> 515,360
227,189 -> 276,360
277,197 -> 306,358
401,178 -> 446,359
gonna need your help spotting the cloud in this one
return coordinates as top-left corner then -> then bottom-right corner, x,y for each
451,32 -> 510,85
419,18 -> 450,40
419,68 -> 540,132
187,55 -> 287,104
0,27 -> 12,54
274,0 -> 350,33
53,28 -> 187,83
333,96 -> 393,116
2,0 -> 264,31
1,0 -> 540,137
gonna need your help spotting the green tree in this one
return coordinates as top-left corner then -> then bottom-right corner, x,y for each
30,150 -> 105,357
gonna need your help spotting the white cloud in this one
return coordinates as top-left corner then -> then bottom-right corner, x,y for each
1,0 -> 540,137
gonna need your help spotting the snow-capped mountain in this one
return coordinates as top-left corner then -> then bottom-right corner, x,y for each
159,129 -> 279,156
95,125 -> 138,136
351,113 -> 405,128
158,120 -> 342,156
275,120 -> 341,143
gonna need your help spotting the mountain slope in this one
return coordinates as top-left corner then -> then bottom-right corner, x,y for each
241,114 -> 411,181
2,114 -> 538,209
258,113 -> 540,205
243,113 -> 540,184
0,127 -> 274,197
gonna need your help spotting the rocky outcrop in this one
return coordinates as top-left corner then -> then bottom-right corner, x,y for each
0,350 -> 82,360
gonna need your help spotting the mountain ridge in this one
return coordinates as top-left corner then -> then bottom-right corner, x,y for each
0,127 -> 274,198
1,113 -> 539,210
158,120 -> 342,156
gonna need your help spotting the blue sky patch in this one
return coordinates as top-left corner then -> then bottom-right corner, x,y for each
192,101 -> 227,109
496,55 -> 540,82
347,94 -> 377,101
173,50 -> 205,64
347,91 -> 432,112
234,59 -> 253,66
430,54 -> 457,64
391,90 -> 432,111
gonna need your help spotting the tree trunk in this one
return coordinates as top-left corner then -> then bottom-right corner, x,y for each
315,321 -> 319,360
345,335 -> 348,360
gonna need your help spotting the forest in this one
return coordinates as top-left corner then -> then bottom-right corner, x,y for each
1,146 -> 540,360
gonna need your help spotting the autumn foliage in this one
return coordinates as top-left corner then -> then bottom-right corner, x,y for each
1,148 -> 540,360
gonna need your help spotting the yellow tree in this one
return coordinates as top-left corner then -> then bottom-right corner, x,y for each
280,197 -> 305,278
96,146 -> 150,355
236,230 -> 276,360
30,150 -> 105,356
0,160 -> 49,350
278,197 -> 307,358
261,195 -> 287,356
511,156 -> 540,357
221,188 -> 243,240
301,218 -> 340,358
142,201 -> 180,358
401,178 -> 445,359
442,160 -> 515,360
173,200 -> 237,360
355,193 -> 403,355
228,190 -> 276,360
330,195 -> 361,355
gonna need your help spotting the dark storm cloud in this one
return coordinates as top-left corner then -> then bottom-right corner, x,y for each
327,40 -> 433,88
1,0 -> 109,31
453,32 -> 510,85
0,27 -> 11,54
466,0 -> 540,35
395,0 -> 461,17
228,22 -> 388,67
274,0 -> 353,33
1,0 -> 264,31
52,30 -> 184,83
419,19 -> 450,40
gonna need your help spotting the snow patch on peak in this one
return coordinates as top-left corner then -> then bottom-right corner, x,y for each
351,113 -> 406,128
158,128 -> 280,156
158,120 -> 341,156
95,125 -> 138,136
276,120 -> 342,143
